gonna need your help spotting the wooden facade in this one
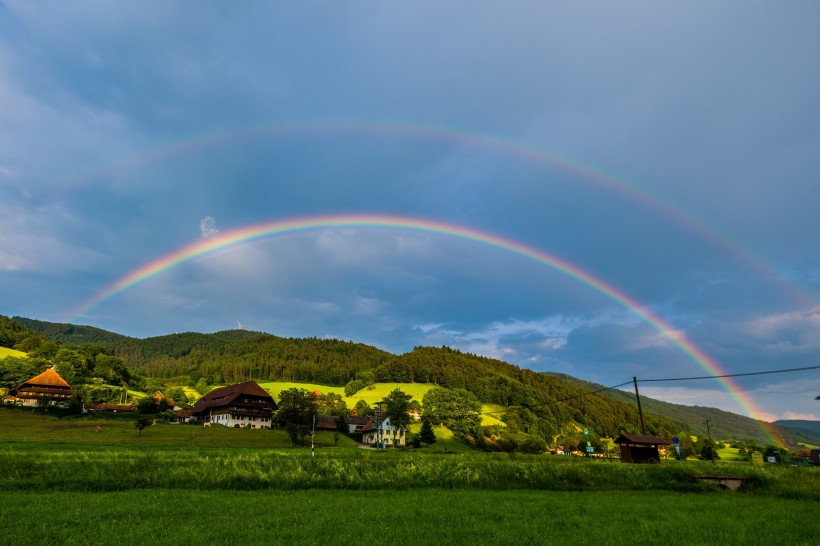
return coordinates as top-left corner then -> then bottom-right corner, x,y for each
614,434 -> 670,463
190,381 -> 277,429
3,368 -> 76,407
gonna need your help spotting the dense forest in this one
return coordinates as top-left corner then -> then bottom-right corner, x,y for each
4,315 -> 810,449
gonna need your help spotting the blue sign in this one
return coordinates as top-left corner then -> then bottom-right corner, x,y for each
585,446 -> 594,453
672,436 -> 679,444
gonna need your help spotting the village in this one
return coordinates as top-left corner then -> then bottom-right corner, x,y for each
3,365 -> 765,466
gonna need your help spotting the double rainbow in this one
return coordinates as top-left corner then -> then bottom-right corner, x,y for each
66,213 -> 780,439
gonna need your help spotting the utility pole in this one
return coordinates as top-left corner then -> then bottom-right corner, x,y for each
375,402 -> 383,450
704,418 -> 716,465
311,414 -> 316,457
633,377 -> 646,434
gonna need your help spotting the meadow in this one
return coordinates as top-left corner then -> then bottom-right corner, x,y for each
2,489 -> 816,545
1,408 -> 818,544
0,346 -> 27,359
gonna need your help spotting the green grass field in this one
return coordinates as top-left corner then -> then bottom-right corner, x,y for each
2,489 -> 816,545
341,381 -> 436,407
0,406 -> 818,544
0,346 -> 27,359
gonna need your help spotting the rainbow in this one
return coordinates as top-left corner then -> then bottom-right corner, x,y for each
65,213 -> 782,439
48,119 -> 817,309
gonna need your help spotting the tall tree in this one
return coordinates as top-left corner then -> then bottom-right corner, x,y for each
275,388 -> 318,445
419,418 -> 437,446
422,387 -> 481,437
382,388 -> 412,429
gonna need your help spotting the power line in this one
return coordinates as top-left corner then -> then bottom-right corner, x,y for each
477,365 -> 818,417
480,380 -> 633,416
638,364 -> 820,383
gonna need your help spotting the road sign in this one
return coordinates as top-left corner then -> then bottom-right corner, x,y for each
751,452 -> 764,466
585,446 -> 594,453
672,436 -> 679,444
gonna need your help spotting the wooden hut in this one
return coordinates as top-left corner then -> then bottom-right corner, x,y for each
614,434 -> 670,463
4,368 -> 76,407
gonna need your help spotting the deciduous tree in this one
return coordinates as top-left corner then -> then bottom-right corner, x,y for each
275,388 -> 318,445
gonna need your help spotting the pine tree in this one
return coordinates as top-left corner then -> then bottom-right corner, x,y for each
419,418 -> 437,446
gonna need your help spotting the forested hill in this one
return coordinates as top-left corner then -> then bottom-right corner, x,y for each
545,372 -> 818,447
8,316 -> 681,439
13,316 -> 134,346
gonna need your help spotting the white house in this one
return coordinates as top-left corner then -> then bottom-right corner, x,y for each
361,414 -> 407,447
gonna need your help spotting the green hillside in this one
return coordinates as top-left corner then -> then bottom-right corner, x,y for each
0,346 -> 27,359
545,373 -> 816,447
7,315 -> 805,450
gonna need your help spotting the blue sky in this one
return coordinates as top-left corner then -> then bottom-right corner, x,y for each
1,1 -> 818,422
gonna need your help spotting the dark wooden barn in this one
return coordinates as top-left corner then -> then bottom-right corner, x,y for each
614,434 -> 670,463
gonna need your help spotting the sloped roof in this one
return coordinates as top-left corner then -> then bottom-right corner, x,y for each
9,368 -> 75,398
21,368 -> 72,388
190,381 -> 276,415
614,434 -> 670,446
362,416 -> 407,433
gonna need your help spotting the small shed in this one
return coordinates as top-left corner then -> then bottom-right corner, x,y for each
614,434 -> 670,463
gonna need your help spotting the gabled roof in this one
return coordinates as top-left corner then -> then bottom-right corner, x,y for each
83,403 -> 136,412
190,381 -> 276,415
362,416 -> 407,433
614,434 -> 670,446
315,415 -> 339,430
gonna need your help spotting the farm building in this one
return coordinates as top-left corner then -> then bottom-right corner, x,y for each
614,434 -> 670,463
83,402 -> 136,413
315,415 -> 340,431
190,381 -> 277,429
3,367 -> 76,407
346,415 -> 369,434
362,414 -> 407,447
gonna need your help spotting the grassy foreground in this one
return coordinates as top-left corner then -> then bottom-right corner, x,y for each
2,489 -> 816,545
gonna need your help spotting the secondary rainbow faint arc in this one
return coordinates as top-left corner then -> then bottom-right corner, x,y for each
68,213 -> 776,425
47,119 -> 815,308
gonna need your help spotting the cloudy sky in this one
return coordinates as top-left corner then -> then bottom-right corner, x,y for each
2,1 -> 818,422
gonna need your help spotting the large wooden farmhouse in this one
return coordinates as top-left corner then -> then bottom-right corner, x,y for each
3,368 -> 76,407
190,381 -> 277,429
